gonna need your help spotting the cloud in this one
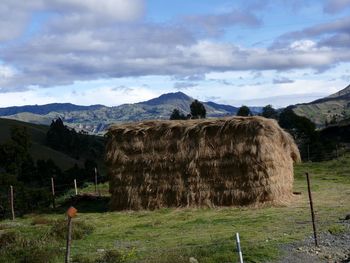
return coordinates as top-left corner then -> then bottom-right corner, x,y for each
273,77 -> 294,84
173,82 -> 197,90
0,0 -> 144,41
183,9 -> 261,36
272,16 -> 350,48
1,2 -> 350,93
324,0 -> 350,13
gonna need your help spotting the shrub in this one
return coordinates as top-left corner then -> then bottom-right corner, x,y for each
328,224 -> 346,235
31,216 -> 53,225
50,219 -> 94,240
0,231 -> 61,263
96,249 -> 125,263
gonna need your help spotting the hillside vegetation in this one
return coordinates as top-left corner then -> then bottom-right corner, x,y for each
0,118 -> 81,170
294,84 -> 350,126
0,92 -> 250,134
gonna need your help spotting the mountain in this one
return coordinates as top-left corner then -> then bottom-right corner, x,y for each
0,92 -> 261,134
0,103 -> 104,116
293,84 -> 350,126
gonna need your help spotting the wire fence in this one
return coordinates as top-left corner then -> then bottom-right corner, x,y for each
1,148 -> 350,262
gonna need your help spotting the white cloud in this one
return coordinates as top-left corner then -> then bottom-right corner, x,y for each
289,40 -> 317,51
0,0 -> 144,41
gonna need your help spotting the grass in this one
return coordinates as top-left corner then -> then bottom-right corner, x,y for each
1,155 -> 350,262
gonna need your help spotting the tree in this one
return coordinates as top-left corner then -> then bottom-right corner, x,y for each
190,100 -> 206,119
237,105 -> 251,116
278,107 -> 315,138
170,109 -> 187,120
261,105 -> 278,119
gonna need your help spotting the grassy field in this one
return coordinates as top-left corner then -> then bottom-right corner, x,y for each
1,157 -> 350,263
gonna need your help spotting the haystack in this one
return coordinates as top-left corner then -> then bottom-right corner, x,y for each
106,117 -> 300,210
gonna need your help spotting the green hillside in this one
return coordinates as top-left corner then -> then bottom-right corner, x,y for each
294,84 -> 350,126
0,118 -> 82,170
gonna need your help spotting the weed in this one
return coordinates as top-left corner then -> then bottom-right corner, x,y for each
31,216 -> 53,225
328,224 -> 346,235
50,219 -> 94,240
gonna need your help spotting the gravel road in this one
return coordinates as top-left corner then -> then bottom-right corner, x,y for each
275,219 -> 350,263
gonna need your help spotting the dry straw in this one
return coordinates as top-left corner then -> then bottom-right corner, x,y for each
106,116 -> 300,210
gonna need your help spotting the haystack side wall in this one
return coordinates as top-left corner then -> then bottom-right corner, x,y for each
106,117 -> 300,210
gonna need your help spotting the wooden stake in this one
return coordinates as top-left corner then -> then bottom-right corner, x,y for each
74,179 -> 78,196
65,206 -> 77,263
94,167 -> 98,195
10,185 -> 15,220
305,172 -> 318,247
51,177 -> 56,209
65,216 -> 72,263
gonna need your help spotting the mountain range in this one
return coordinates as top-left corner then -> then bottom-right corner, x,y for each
0,92 -> 258,134
293,84 -> 350,126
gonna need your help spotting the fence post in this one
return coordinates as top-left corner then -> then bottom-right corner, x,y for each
51,177 -> 56,209
94,167 -> 98,195
10,185 -> 15,220
235,232 -> 244,263
65,207 -> 77,263
74,179 -> 78,196
305,172 -> 318,247
336,144 -> 339,160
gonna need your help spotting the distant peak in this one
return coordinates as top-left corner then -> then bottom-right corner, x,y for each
327,84 -> 350,99
140,92 -> 193,106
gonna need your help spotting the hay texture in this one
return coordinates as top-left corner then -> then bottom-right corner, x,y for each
106,117 -> 300,210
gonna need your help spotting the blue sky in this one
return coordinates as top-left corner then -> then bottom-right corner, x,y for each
0,0 -> 349,107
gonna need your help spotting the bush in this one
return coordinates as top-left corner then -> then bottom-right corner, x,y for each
96,249 -> 125,263
31,216 -> 53,225
50,219 -> 94,240
328,224 -> 346,235
0,231 -> 23,248
0,231 -> 61,263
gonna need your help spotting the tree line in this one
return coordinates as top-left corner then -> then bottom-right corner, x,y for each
169,101 -> 339,161
0,119 -> 105,217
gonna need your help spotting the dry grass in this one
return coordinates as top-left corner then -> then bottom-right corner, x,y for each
106,117 -> 300,210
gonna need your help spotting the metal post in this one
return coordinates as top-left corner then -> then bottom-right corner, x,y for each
235,232 -> 244,263
305,172 -> 318,247
51,177 -> 56,209
74,179 -> 78,196
10,185 -> 15,220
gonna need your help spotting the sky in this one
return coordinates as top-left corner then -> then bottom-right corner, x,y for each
0,0 -> 350,108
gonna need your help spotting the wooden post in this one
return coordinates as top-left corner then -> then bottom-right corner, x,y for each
65,207 -> 77,263
307,144 -> 310,162
305,172 -> 318,247
65,216 -> 72,263
94,167 -> 98,195
10,185 -> 15,220
74,179 -> 78,196
336,144 -> 339,160
51,177 -> 56,209
235,232 -> 244,263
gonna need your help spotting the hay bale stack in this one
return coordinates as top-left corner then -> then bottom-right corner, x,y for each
106,116 -> 300,210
